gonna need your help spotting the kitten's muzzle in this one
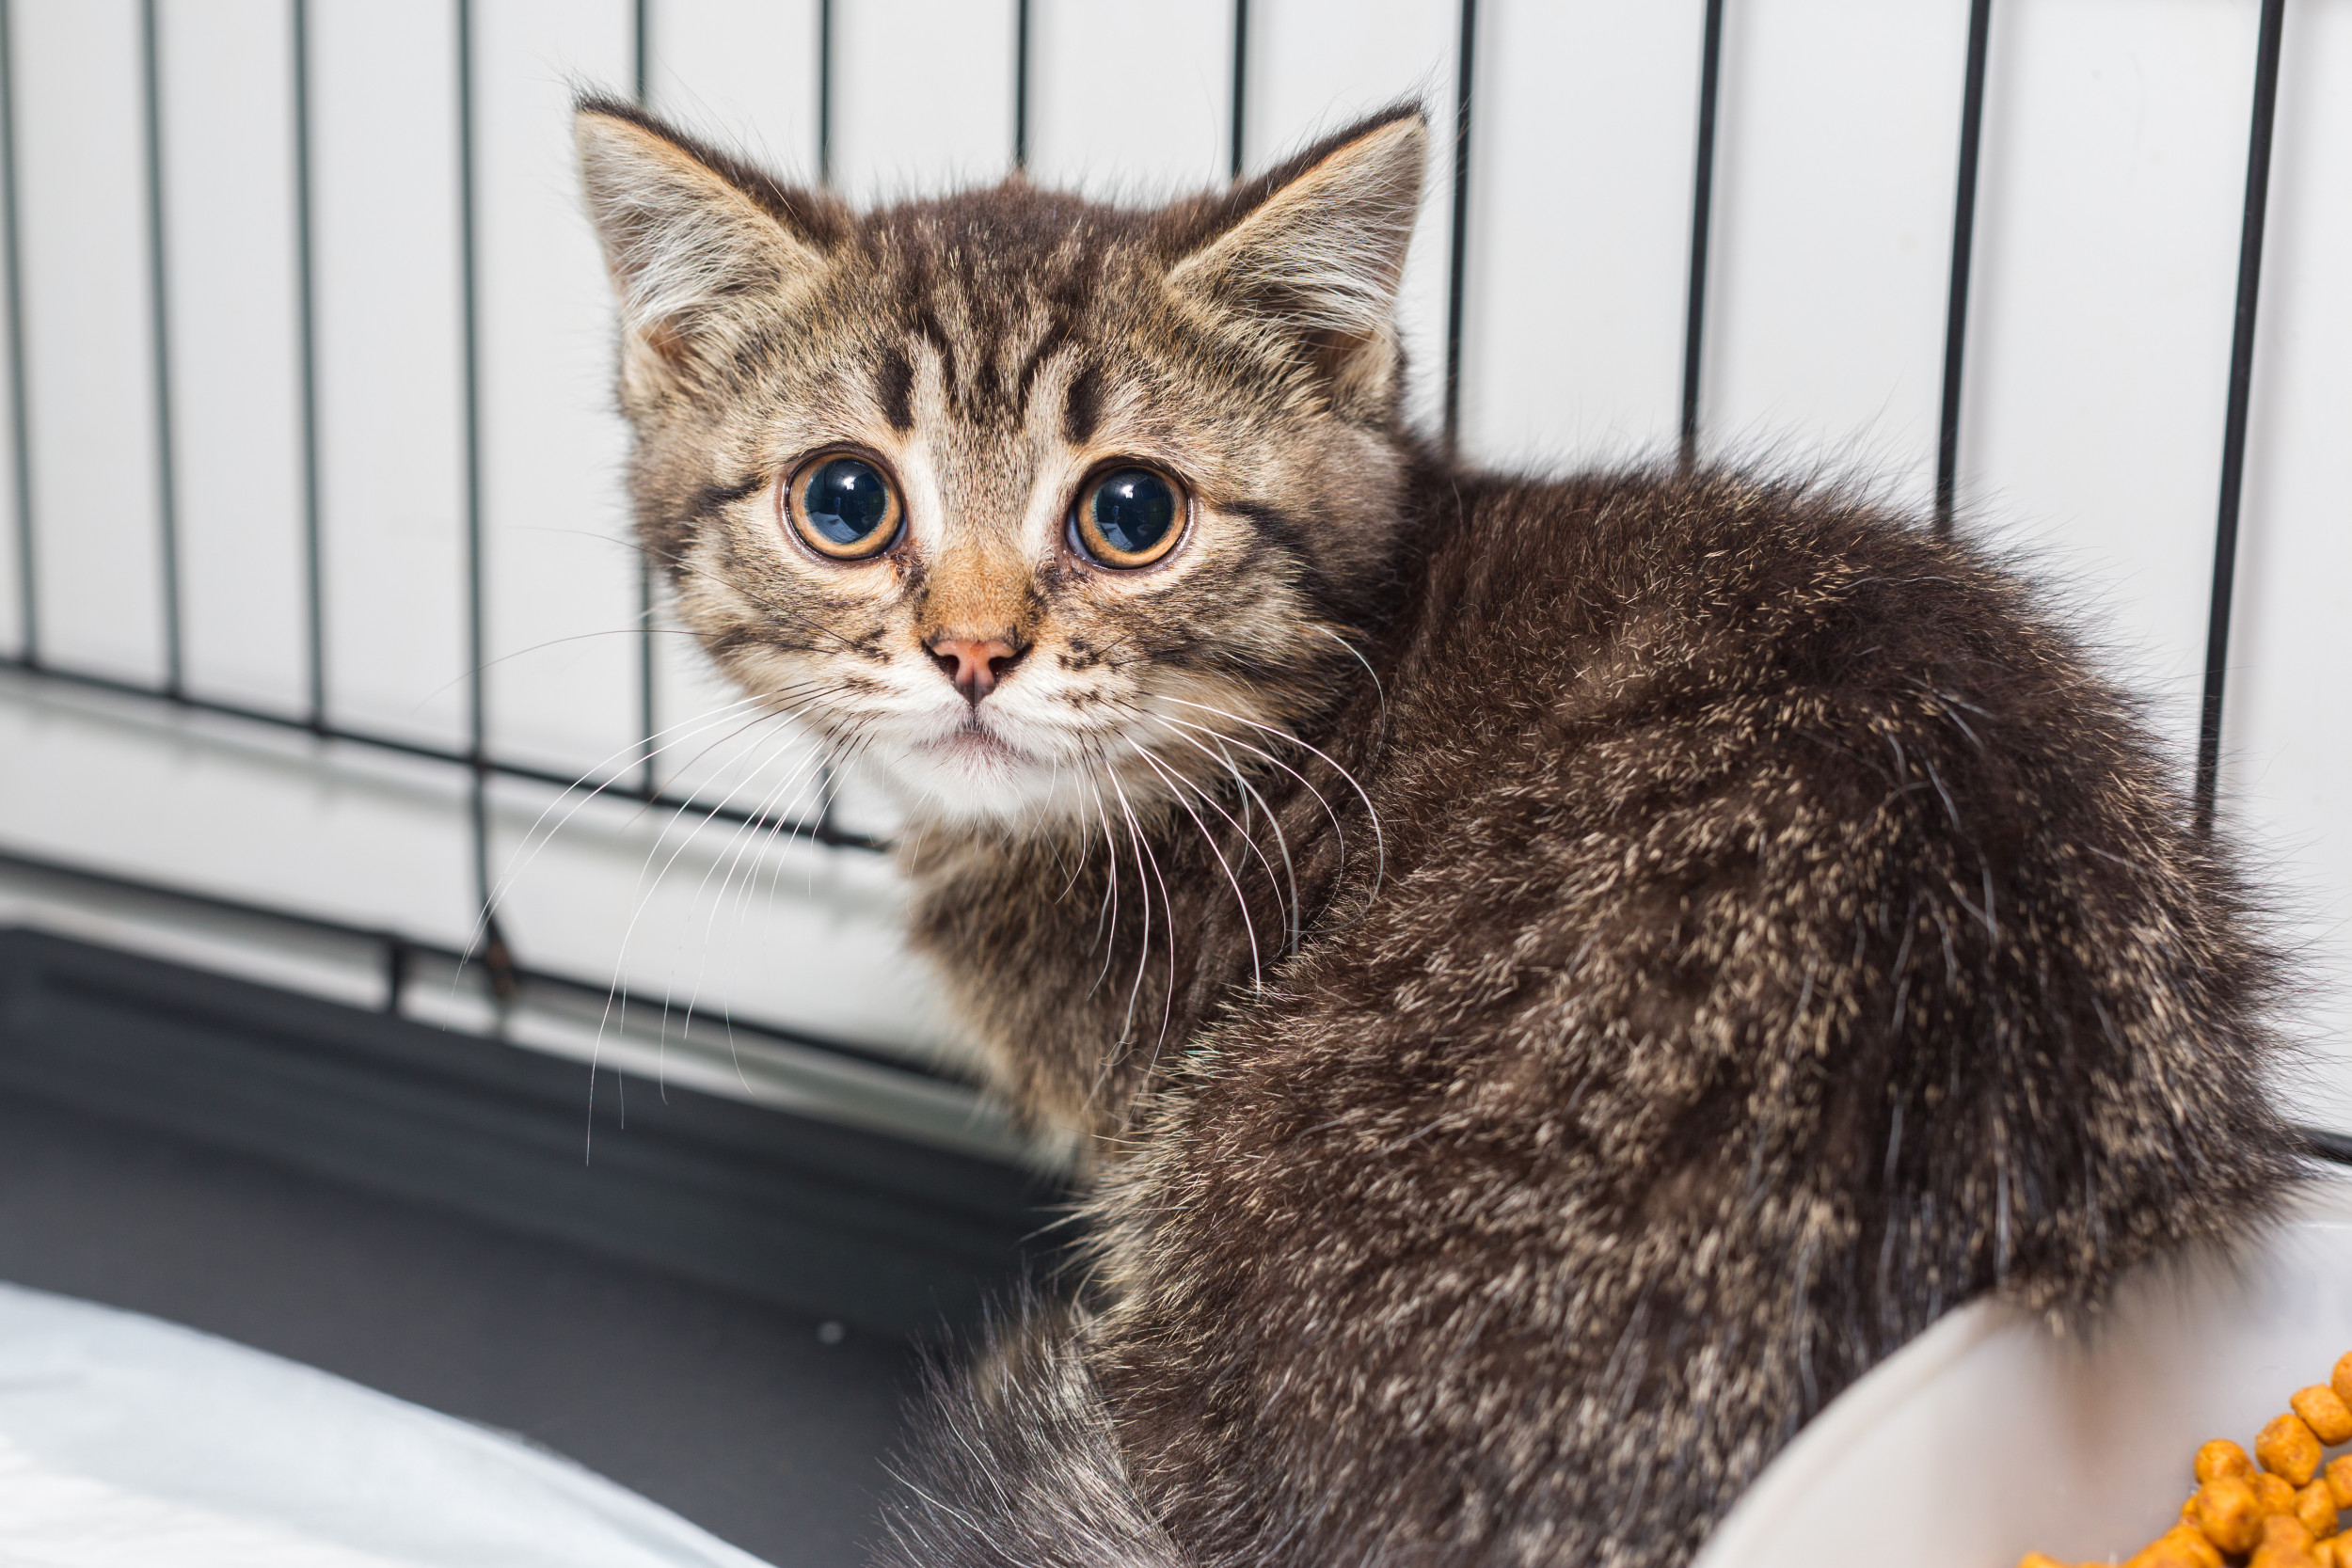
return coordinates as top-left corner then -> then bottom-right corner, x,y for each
926,634 -> 1027,705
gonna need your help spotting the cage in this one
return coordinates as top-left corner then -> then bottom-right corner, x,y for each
0,2 -> 2344,1563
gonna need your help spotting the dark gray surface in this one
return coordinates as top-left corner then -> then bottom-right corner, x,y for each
0,1089 -> 919,1567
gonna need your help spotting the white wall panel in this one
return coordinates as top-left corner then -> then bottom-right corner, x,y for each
0,685 -> 480,945
0,1 -> 2342,1120
157,0 -> 308,715
471,0 -> 638,778
0,78 -> 22,661
1703,0 -> 1969,506
1245,0 -> 1457,436
1960,0 -> 2258,751
2223,0 -> 2352,1130
1458,0 -> 1700,468
830,0 -> 1016,201
310,0 -> 469,751
12,0 -> 164,684
644,0 -> 821,178
1028,0 -> 1231,196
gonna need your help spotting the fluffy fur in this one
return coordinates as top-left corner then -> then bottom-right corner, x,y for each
577,99 -> 2298,1567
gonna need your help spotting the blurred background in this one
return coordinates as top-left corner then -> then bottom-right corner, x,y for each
0,1 -> 2344,1562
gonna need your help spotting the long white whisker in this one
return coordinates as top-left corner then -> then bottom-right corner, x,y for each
1159,697 -> 1386,904
1131,742 -> 1261,991
1104,767 -> 1178,1064
1156,725 -> 1299,957
1156,712 -> 1347,867
487,692 -> 779,919
1081,767 -> 1125,994
1312,623 -> 1389,747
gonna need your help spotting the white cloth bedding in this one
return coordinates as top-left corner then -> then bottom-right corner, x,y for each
0,1282 -> 775,1567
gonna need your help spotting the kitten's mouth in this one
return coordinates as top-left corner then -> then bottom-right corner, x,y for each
919,718 -> 1027,768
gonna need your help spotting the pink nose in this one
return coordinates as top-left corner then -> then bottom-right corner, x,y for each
927,636 -> 1022,704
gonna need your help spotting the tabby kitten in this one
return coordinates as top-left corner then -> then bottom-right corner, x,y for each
575,100 -> 2296,1568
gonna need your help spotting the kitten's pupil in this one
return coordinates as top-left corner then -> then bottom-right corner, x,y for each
804,457 -> 892,545
1090,469 -> 1175,557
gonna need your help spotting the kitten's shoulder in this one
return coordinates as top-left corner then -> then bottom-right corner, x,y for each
1417,465 -> 2063,714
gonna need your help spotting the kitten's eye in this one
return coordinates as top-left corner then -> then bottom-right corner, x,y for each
1072,467 -> 1184,569
787,453 -> 903,561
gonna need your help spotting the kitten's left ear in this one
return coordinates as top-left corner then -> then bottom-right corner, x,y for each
575,97 -> 843,396
1163,106 -> 1428,413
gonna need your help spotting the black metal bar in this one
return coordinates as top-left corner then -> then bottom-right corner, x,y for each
0,0 -> 32,666
453,0 -> 493,941
1227,0 -> 1247,180
138,0 -> 183,697
2306,1126 -> 2352,1168
0,842 -> 964,1085
1678,0 -> 1725,471
1934,0 -> 1992,539
2192,0 -> 2285,840
292,0 -> 326,729
816,0 -> 833,187
0,652 -> 884,849
632,0 -> 648,101
632,0 -> 656,797
1012,0 -> 1030,173
1440,0 -> 1476,454
382,933 -> 409,1015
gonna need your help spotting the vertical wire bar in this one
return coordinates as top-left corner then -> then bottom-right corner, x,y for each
1227,0 -> 1247,180
454,0 -> 498,968
811,0 -> 840,834
292,0 -> 326,728
139,0 -> 183,697
1933,0 -> 1992,539
1440,0 -> 1476,454
816,0 -> 833,187
0,0 -> 32,667
2192,0 -> 2285,839
1677,0 -> 1725,471
1012,0 -> 1031,173
632,0 -> 656,796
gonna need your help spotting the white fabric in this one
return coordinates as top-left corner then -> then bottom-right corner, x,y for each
0,1282 -> 775,1568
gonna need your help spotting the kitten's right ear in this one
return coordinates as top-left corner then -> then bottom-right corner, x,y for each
574,99 -> 840,388
1162,105 -> 1428,413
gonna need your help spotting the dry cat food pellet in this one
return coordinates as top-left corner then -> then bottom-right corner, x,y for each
2263,1417 -> 2327,1489
2018,1348 -> 2349,1568
2298,1482 -> 2341,1540
2204,1445 -> 2263,1484
2299,1389 -> 2352,1449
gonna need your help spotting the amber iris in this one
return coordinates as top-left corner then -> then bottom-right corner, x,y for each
1073,467 -> 1184,568
789,454 -> 902,560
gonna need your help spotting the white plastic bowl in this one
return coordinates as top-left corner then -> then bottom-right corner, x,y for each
1694,1178 -> 2352,1568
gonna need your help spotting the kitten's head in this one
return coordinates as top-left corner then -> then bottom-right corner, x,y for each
577,101 -> 1428,832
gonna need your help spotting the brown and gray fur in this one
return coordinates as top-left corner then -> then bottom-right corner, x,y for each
575,98 -> 2297,1567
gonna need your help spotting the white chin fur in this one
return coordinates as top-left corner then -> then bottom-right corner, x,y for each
862,721 -> 1127,832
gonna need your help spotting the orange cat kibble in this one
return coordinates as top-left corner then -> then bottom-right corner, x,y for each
2297,1480 -> 2341,1540
2202,1438 -> 2261,1484
2128,1533 -> 2215,1568
2203,1475 -> 2274,1554
2253,1514 -> 2323,1568
2149,1523 -> 2226,1568
2020,1350 -> 2352,1568
2296,1385 -> 2352,1447
2263,1414 -> 2328,1488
